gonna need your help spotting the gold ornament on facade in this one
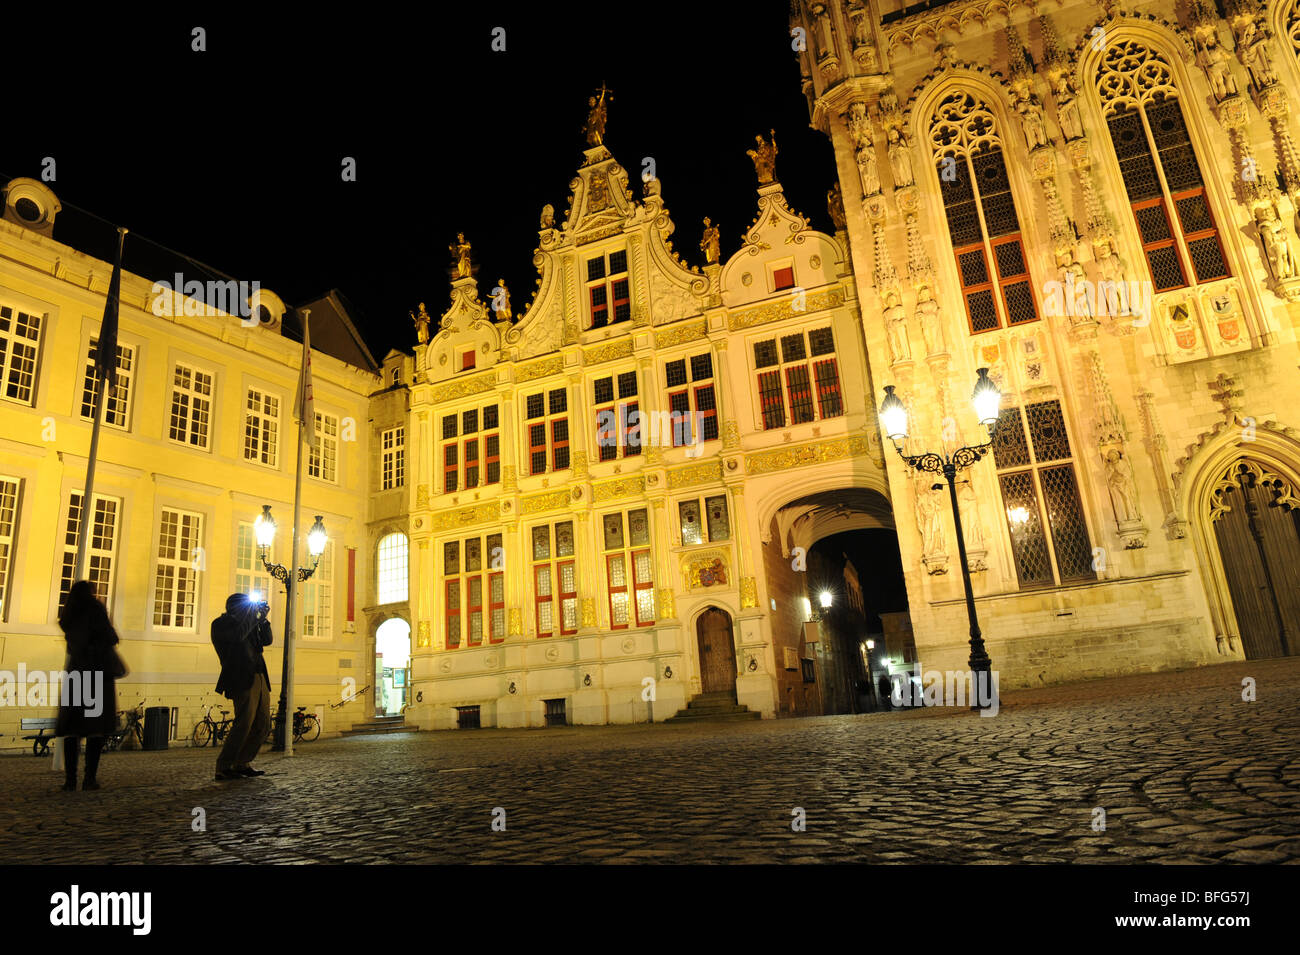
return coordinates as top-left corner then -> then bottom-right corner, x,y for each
581,598 -> 597,629
411,302 -> 431,344
583,83 -> 612,146
522,489 -> 570,514
745,434 -> 871,476
667,459 -> 723,490
700,217 -> 721,264
656,588 -> 677,621
430,500 -> 501,531
684,551 -> 729,589
739,576 -> 758,609
729,289 -> 842,331
654,320 -> 707,349
592,475 -> 646,502
508,607 -> 523,637
431,375 -> 495,403
746,130 -> 778,184
417,621 -> 432,648
416,485 -> 429,508
583,340 -> 634,364
518,356 -> 564,382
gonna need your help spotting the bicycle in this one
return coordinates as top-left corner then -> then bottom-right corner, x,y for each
104,703 -> 144,751
192,704 -> 235,748
266,706 -> 321,744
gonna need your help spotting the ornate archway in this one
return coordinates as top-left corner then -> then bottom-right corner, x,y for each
1208,459 -> 1300,658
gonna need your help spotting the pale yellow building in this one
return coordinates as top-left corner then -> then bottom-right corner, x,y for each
792,0 -> 1300,684
0,177 -> 383,747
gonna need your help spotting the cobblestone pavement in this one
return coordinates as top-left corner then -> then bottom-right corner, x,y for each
3,658 -> 1298,864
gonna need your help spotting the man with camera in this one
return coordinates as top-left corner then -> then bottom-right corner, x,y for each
211,592 -> 273,781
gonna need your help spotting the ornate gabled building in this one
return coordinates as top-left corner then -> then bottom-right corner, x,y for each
792,0 -> 1300,683
404,125 -> 892,728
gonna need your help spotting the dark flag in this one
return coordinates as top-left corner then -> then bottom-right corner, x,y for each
96,228 -> 127,400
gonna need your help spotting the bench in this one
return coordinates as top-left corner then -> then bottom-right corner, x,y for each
21,717 -> 57,756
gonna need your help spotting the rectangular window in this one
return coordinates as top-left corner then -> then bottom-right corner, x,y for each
59,493 -> 119,614
168,362 -> 213,449
665,353 -> 719,446
382,426 -> 405,490
444,443 -> 459,494
243,387 -> 280,467
0,304 -> 42,405
993,402 -> 1094,589
586,247 -> 631,328
307,412 -> 339,482
679,495 -> 730,545
487,532 -> 505,644
532,521 -> 577,636
153,508 -> 202,629
80,338 -> 134,429
603,509 -> 654,628
773,266 -> 795,291
302,541 -> 334,638
234,522 -> 273,617
0,477 -> 20,621
526,391 -> 568,475
595,372 -> 640,459
443,532 -> 505,648
753,329 -> 842,430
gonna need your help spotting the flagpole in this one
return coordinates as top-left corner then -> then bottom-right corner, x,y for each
74,227 -> 127,584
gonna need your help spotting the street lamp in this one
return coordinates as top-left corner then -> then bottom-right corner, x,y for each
879,368 -> 1000,710
819,590 -> 833,610
255,504 -> 328,749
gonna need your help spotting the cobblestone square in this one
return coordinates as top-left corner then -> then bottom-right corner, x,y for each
3,658 -> 1298,864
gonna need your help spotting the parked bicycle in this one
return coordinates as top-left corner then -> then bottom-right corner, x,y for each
266,706 -> 321,744
192,704 -> 235,748
104,703 -> 144,751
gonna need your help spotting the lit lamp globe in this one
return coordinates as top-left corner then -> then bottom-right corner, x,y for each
878,385 -> 908,444
819,591 -> 833,610
972,367 -> 1001,429
307,516 -> 328,558
254,505 -> 276,549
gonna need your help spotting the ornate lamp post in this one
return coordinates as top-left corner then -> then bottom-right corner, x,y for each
878,368 -> 1001,710
255,505 -> 328,750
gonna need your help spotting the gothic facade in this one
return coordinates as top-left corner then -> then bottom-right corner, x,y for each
793,0 -> 1300,683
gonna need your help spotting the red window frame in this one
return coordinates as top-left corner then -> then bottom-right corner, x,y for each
668,389 -> 692,446
694,384 -> 717,441
558,559 -> 576,635
611,277 -> 630,323
445,578 -> 461,649
590,285 -> 608,327
954,241 -> 997,334
488,570 -> 504,644
529,422 -> 547,476
757,369 -> 785,430
773,266 -> 795,291
812,358 -> 842,419
622,400 -> 641,456
596,404 -> 617,461
464,438 -> 479,489
607,553 -> 630,630
632,548 -> 653,627
551,418 -> 569,471
461,350 -> 476,371
443,444 -> 458,493
485,432 -> 500,485
534,563 -> 554,637
784,366 -> 814,424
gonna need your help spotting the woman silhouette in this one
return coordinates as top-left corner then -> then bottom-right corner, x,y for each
55,581 -> 121,791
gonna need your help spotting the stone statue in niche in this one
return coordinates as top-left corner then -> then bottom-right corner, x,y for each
914,285 -> 947,356
1016,98 -> 1050,149
1198,32 -> 1238,101
1050,73 -> 1085,142
886,127 -> 914,188
827,183 -> 846,230
1103,448 -> 1141,524
1256,200 -> 1298,280
915,474 -> 944,558
957,478 -> 985,551
1238,19 -> 1278,89
857,142 -> 881,196
882,288 -> 911,363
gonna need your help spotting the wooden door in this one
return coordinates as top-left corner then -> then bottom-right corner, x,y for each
1213,475 -> 1300,658
697,608 -> 737,694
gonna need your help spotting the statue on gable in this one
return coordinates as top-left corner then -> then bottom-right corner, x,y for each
747,129 -> 779,185
411,302 -> 431,344
492,280 -> 513,322
540,203 -> 555,229
700,217 -> 721,265
584,84 -> 612,146
449,233 -> 473,278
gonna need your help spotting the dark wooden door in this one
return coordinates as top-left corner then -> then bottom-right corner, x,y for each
697,608 -> 737,694
1214,478 -> 1300,659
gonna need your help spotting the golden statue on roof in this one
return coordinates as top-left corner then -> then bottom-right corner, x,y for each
747,129 -> 778,184
449,233 -> 472,278
584,83 -> 612,146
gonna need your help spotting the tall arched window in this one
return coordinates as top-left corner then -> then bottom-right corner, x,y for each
930,90 -> 1040,335
376,532 -> 409,604
1096,38 -> 1230,290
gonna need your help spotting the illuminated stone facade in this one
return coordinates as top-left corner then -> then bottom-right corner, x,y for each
406,141 -> 886,727
793,0 -> 1300,684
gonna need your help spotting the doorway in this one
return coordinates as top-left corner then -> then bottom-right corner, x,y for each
1211,462 -> 1300,658
375,618 -> 411,716
696,607 -> 737,695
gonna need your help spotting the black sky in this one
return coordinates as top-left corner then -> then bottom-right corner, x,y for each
5,4 -> 837,362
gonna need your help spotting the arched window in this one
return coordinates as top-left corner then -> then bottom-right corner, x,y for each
930,90 -> 1040,335
1096,38 -> 1230,290
376,532 -> 408,604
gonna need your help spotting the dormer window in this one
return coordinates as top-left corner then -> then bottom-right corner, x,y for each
772,265 -> 795,292
587,248 -> 630,328
390,367 -> 401,385
461,349 -> 476,372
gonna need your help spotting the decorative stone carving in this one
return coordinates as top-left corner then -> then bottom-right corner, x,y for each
1104,448 -> 1142,526
739,576 -> 758,609
580,598 -> 597,629
886,126 -> 914,188
914,472 -> 945,560
883,287 -> 911,364
417,621 -> 431,648
656,587 -> 677,621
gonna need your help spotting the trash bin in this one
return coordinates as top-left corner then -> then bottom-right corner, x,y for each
142,706 -> 170,750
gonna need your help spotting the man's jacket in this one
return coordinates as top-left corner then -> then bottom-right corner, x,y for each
212,608 -> 273,698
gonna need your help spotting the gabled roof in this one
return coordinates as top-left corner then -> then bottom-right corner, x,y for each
283,288 -> 380,373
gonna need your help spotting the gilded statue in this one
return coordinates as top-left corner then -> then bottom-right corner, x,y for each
747,129 -> 779,184
540,203 -> 555,229
492,279 -> 512,322
449,233 -> 472,278
584,84 -> 612,146
411,302 -> 431,344
700,217 -> 721,265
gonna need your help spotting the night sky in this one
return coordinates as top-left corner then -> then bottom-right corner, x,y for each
5,4 -> 837,361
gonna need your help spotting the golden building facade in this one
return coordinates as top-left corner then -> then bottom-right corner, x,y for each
405,140 -> 888,727
792,0 -> 1300,683
0,178 -> 382,746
